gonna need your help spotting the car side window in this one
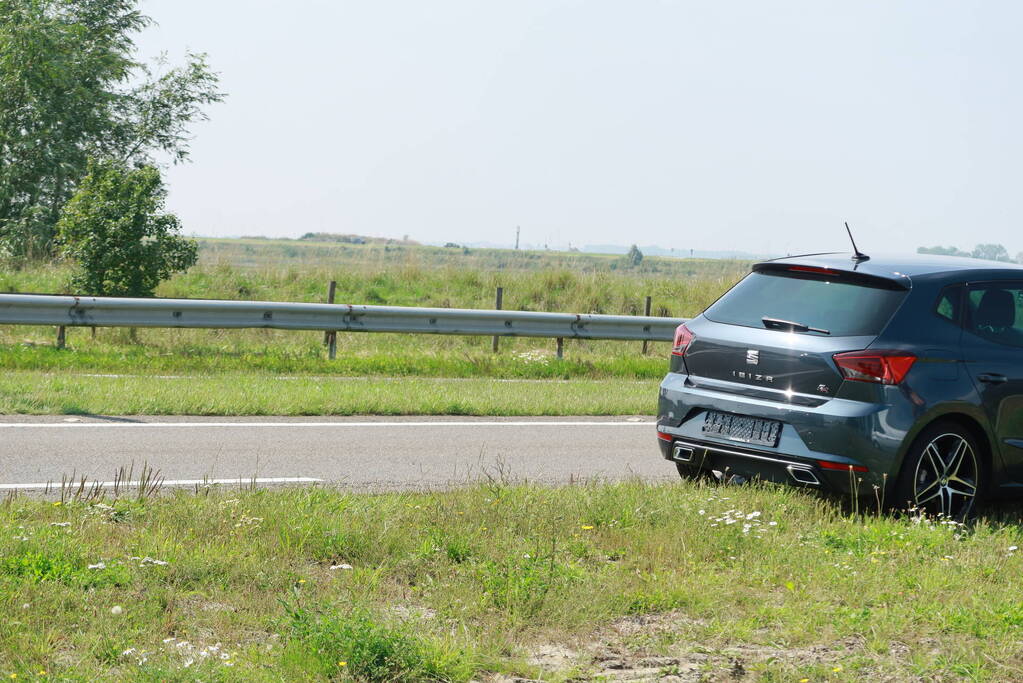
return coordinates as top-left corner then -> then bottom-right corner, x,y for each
935,285 -> 963,324
966,282 -> 1023,348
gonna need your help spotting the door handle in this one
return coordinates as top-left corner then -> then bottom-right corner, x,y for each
977,373 -> 1008,384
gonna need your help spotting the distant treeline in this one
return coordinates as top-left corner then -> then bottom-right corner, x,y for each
296,232 -> 420,246
918,244 -> 1022,264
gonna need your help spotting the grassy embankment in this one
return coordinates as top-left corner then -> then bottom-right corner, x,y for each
2,481 -> 1022,681
0,240 -> 748,415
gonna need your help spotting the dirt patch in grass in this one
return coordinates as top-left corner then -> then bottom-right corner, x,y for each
493,613 -> 909,681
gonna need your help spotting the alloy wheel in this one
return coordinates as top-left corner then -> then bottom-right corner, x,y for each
912,432 -> 979,519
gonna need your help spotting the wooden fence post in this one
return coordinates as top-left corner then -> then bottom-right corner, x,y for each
56,326 -> 66,350
492,286 -> 503,353
556,336 -> 564,360
324,280 -> 337,359
641,295 -> 652,355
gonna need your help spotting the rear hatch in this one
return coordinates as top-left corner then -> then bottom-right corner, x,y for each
681,263 -> 909,401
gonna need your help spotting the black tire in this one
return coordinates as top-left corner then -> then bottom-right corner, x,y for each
675,461 -> 705,480
893,420 -> 985,520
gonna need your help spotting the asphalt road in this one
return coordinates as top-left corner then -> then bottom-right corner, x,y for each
0,416 -> 672,491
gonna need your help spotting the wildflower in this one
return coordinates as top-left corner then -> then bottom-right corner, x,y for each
1010,546 -> 1019,552
110,605 -> 123,615
338,661 -> 347,667
833,665 -> 843,672
329,564 -> 353,570
52,501 -> 61,507
581,525 -> 594,530
800,679 -> 809,682
297,579 -> 306,584
49,522 -> 70,528
88,562 -> 106,570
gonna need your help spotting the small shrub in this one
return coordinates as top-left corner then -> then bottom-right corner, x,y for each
0,550 -> 130,588
287,605 -> 475,681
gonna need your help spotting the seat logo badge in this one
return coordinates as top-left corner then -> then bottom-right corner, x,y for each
746,349 -> 760,366
817,384 -> 830,394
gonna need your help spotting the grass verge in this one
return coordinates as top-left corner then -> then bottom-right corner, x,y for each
0,371 -> 657,415
1,481 -> 1022,681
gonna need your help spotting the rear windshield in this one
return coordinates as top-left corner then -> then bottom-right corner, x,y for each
704,271 -> 907,337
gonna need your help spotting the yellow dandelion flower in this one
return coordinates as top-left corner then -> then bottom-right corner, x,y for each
832,665 -> 843,672
799,679 -> 809,683
298,579 -> 306,584
581,525 -> 594,530
51,501 -> 61,507
338,661 -> 347,667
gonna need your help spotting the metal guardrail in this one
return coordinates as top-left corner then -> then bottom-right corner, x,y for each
0,293 -> 685,342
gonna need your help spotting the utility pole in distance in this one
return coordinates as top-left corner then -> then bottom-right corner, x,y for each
515,226 -> 520,250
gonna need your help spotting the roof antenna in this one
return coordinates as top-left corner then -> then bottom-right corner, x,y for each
845,222 -> 869,263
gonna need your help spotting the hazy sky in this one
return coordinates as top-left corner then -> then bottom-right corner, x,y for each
137,1 -> 1023,256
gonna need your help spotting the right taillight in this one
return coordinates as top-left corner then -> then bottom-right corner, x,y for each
833,351 -> 916,385
671,323 -> 694,357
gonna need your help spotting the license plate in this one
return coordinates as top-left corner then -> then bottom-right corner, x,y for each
702,411 -> 781,447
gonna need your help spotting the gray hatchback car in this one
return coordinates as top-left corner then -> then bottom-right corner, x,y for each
657,252 -> 1023,517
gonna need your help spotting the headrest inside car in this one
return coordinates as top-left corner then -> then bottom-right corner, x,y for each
976,289 -> 1015,329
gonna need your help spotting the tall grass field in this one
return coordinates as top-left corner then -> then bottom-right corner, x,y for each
0,239 -> 750,415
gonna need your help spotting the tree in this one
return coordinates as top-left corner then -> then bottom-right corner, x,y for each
917,245 -> 970,257
627,244 -> 644,266
56,160 -> 197,297
0,0 -> 222,260
971,243 -> 1011,262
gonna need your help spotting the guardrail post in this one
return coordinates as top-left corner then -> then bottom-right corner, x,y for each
641,295 -> 652,354
324,280 -> 337,359
492,286 -> 503,353
556,336 -> 564,360
56,326 -> 66,350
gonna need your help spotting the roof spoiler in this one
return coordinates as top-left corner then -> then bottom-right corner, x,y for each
752,262 -> 910,291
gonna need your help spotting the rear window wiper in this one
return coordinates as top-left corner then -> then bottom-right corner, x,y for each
761,316 -> 830,335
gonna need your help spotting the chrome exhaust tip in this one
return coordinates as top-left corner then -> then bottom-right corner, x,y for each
787,465 -> 820,486
671,445 -> 695,463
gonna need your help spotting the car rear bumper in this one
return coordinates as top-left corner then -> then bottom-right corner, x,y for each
658,434 -> 858,492
658,372 -> 914,493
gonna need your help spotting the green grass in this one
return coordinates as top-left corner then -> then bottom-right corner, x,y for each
0,335 -> 669,379
0,371 -> 656,415
2,481 -> 1023,680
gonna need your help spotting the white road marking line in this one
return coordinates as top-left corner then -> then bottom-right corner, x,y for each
0,420 -> 655,429
0,476 -> 323,490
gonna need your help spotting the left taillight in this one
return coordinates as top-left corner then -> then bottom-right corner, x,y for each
671,323 -> 694,357
833,350 -> 916,385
